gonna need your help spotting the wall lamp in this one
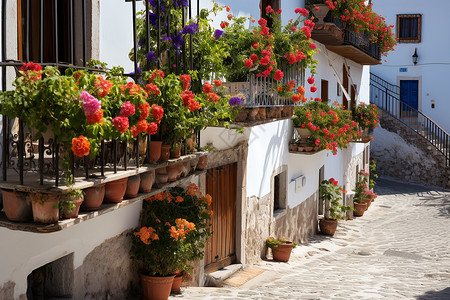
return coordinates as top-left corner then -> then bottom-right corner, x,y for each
412,48 -> 418,65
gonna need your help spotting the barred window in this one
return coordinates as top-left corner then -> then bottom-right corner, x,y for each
397,14 -> 421,43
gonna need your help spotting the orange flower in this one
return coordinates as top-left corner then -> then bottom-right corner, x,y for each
187,222 -> 196,231
72,136 -> 90,157
175,196 -> 184,203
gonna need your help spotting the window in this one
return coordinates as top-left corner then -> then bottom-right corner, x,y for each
397,14 -> 421,43
321,79 -> 328,103
260,0 -> 280,29
272,168 -> 287,216
17,0 -> 92,65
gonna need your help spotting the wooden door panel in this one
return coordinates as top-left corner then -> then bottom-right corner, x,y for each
204,163 -> 237,273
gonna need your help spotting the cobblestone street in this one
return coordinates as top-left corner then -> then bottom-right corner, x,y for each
170,178 -> 450,300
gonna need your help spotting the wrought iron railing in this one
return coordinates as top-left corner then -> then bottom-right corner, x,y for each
0,0 -> 201,188
224,62 -> 305,107
370,73 -> 450,166
344,30 -> 380,59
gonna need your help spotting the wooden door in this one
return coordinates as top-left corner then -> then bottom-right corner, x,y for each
342,64 -> 349,109
400,80 -> 419,117
321,79 -> 328,103
350,84 -> 357,111
204,163 -> 237,274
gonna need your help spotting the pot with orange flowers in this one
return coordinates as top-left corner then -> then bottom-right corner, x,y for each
129,184 -> 212,299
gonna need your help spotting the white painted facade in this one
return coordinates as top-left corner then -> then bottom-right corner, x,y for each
0,0 -> 372,297
371,0 -> 450,132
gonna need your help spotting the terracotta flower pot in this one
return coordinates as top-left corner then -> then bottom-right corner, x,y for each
167,164 -> 179,182
30,193 -> 60,224
319,218 -> 338,236
104,178 -> 128,203
140,170 -> 156,193
272,242 -> 294,262
353,202 -> 366,217
248,107 -> 259,121
1,189 -> 32,222
181,161 -> 191,177
156,167 -> 169,184
170,144 -> 181,159
196,155 -> 208,171
149,141 -> 162,163
125,175 -> 141,198
160,144 -> 171,161
258,107 -> 266,119
171,273 -> 184,293
362,198 -> 371,210
81,184 -> 105,211
234,108 -> 248,122
61,197 -> 84,219
296,128 -> 311,139
140,273 -> 175,300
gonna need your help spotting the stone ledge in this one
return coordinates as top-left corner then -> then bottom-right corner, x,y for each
0,152 -> 207,194
0,170 -> 206,234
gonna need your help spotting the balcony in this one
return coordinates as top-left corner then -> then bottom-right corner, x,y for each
311,19 -> 381,65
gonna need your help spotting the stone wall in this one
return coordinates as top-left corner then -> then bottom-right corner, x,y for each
73,231 -> 140,299
371,111 -> 450,188
242,192 -> 318,264
272,193 -> 318,244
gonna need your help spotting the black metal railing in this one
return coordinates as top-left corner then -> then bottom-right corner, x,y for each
0,0 -> 201,188
370,73 -> 450,166
344,30 -> 380,60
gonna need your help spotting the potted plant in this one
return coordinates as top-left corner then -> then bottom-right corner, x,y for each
352,102 -> 380,140
369,158 -> 378,191
129,184 -> 212,300
292,101 -> 359,154
60,189 -> 84,219
353,174 -> 369,217
319,178 -> 353,236
266,237 -> 297,262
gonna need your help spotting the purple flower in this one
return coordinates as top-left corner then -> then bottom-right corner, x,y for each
174,0 -> 189,7
229,97 -> 243,106
148,12 -> 157,28
182,23 -> 198,35
138,38 -> 143,47
80,91 -> 101,115
214,29 -> 224,40
172,33 -> 184,49
147,51 -> 157,63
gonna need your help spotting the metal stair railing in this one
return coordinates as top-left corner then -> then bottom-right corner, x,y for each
370,73 -> 450,166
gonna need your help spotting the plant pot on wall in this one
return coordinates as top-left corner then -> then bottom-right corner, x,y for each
272,242 -> 294,262
160,144 -> 171,161
30,193 -> 60,224
61,196 -> 84,219
104,177 -> 128,203
81,184 -> 105,211
1,189 -> 32,222
125,175 -> 141,198
140,170 -> 156,193
149,141 -> 163,163
296,128 -> 311,139
319,218 -> 338,236
311,4 -> 330,23
140,273 -> 175,300
171,272 -> 184,293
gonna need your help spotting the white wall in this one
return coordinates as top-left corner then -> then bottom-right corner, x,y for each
371,0 -> 450,132
0,201 -> 142,298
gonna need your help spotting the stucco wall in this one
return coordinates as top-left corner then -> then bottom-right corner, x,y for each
0,201 -> 142,299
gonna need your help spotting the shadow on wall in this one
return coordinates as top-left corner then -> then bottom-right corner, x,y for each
416,287 -> 450,300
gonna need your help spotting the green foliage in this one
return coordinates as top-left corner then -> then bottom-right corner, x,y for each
320,179 -> 353,220
369,158 -> 378,190
265,237 -> 297,249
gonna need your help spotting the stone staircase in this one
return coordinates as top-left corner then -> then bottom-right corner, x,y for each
369,73 -> 450,189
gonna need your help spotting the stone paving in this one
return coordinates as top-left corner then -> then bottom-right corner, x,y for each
170,177 -> 450,299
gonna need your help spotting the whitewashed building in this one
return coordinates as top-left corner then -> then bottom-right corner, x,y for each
0,0 -> 379,298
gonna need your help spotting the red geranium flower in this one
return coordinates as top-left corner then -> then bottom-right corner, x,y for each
72,136 -> 90,157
